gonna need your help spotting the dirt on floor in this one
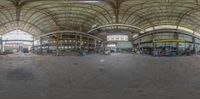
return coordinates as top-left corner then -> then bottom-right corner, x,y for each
0,53 -> 200,99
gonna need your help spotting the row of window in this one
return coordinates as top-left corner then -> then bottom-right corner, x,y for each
154,33 -> 175,40
48,40 -> 96,43
35,40 -> 96,46
195,38 -> 200,43
139,42 -> 195,48
107,35 -> 129,41
135,33 -> 195,43
38,46 -> 95,49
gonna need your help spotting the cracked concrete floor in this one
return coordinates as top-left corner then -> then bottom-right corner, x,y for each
0,53 -> 200,99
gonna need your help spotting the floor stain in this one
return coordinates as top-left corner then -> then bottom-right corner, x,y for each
6,68 -> 34,81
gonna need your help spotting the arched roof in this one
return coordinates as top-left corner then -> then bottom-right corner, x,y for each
0,0 -> 200,36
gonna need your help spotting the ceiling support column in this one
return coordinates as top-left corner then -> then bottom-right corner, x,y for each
94,39 -> 97,53
56,34 -> 60,56
152,33 -> 156,56
80,35 -> 82,50
175,32 -> 179,56
75,35 -> 78,51
0,35 -> 3,53
32,37 -> 35,54
193,32 -> 196,54
87,37 -> 90,50
40,37 -> 43,55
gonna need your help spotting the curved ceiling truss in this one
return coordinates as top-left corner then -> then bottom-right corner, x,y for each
0,0 -> 200,36
35,30 -> 103,41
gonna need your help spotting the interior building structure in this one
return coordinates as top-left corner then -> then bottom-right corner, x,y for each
0,0 -> 200,99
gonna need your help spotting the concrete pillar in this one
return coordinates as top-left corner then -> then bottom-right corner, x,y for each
75,35 -> 78,51
0,35 -> 2,53
32,37 -> 35,54
56,34 -> 60,56
193,32 -> 196,54
87,37 -> 90,50
94,39 -> 97,53
40,37 -> 43,55
152,34 -> 156,56
175,32 -> 179,55
80,35 -> 82,50
138,37 -> 141,53
47,45 -> 50,54
4,40 -> 6,52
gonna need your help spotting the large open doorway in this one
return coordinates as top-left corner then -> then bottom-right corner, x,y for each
0,30 -> 33,54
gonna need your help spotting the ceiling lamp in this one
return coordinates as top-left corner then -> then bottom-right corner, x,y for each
79,0 -> 99,3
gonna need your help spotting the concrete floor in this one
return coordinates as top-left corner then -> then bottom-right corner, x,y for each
0,53 -> 200,99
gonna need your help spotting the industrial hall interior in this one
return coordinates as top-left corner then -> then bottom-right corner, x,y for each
1,0 -> 200,99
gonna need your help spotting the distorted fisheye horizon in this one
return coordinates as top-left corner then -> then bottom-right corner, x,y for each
1,0 -> 200,99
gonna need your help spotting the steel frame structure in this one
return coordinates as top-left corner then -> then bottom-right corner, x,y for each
0,0 -> 199,37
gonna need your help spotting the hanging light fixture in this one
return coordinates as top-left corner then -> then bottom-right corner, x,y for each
78,0 -> 100,3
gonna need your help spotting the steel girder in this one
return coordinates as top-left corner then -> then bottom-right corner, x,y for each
0,0 -> 199,36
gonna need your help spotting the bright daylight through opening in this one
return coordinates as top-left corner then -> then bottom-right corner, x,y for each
1,30 -> 33,53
